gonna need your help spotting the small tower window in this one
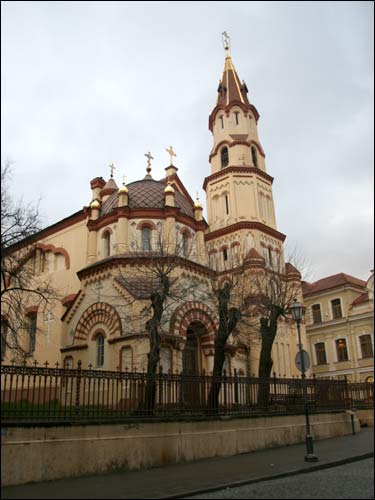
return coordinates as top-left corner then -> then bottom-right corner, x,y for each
225,194 -> 229,215
251,146 -> 258,168
182,232 -> 189,257
221,147 -> 229,169
219,115 -> 224,129
141,227 -> 152,252
234,111 -> 240,125
223,248 -> 228,261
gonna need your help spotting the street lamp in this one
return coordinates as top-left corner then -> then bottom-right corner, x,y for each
290,298 -> 318,462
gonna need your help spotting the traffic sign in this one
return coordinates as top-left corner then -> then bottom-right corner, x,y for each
295,350 -> 310,372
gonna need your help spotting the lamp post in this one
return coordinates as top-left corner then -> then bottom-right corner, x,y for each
290,299 -> 318,462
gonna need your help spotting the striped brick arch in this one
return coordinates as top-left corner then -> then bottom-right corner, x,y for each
74,302 -> 122,342
170,301 -> 218,339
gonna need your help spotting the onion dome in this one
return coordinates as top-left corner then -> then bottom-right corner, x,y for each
164,183 -> 175,194
194,197 -> 203,209
119,183 -> 128,194
90,199 -> 101,209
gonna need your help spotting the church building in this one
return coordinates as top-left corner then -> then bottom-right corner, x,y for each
2,37 -> 307,379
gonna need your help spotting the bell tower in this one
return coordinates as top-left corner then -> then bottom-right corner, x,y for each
204,34 -> 286,270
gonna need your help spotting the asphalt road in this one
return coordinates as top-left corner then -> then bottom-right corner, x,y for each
185,458 -> 375,499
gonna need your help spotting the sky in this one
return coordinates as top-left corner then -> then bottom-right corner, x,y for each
1,1 -> 374,283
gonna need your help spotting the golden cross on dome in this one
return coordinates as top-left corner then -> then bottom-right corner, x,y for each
122,175 -> 126,186
144,151 -> 154,175
222,31 -> 230,50
166,146 -> 176,166
109,162 -> 115,178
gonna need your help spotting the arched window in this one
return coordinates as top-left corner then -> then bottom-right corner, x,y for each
141,227 -> 152,251
224,194 -> 229,215
234,111 -> 240,125
219,115 -> 224,129
336,338 -> 348,362
182,232 -> 189,257
221,147 -> 229,169
251,146 -> 258,168
96,334 -> 105,368
103,231 -> 111,257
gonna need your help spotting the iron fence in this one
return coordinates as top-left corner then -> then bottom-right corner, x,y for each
1,361 -> 373,425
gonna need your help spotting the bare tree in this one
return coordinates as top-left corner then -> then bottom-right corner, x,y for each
115,230 -> 209,411
1,162 -> 58,362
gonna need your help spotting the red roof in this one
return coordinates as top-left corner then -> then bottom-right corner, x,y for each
351,292 -> 369,306
302,273 -> 366,296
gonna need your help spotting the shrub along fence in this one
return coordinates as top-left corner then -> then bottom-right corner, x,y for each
1,361 -> 373,425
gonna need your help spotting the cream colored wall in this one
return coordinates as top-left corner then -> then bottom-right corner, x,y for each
210,107 -> 266,174
304,286 -> 374,382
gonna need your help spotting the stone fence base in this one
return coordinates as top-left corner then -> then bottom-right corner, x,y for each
1,411 -> 360,487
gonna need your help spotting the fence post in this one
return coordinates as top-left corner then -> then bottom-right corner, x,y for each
75,360 -> 82,415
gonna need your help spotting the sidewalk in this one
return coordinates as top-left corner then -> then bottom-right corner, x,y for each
1,428 -> 374,499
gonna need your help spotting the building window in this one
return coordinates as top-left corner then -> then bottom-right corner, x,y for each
28,313 -> 37,354
336,338 -> 348,362
182,232 -> 189,257
311,304 -> 322,324
219,115 -> 224,129
251,146 -> 258,168
225,195 -> 229,215
268,248 -> 273,267
1,319 -> 8,361
331,299 -> 342,319
103,231 -> 111,257
223,248 -> 228,262
221,147 -> 229,168
141,227 -> 152,251
234,111 -> 239,125
96,334 -> 104,368
315,342 -> 327,365
360,335 -> 373,358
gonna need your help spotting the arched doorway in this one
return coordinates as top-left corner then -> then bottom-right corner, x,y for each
182,321 -> 206,408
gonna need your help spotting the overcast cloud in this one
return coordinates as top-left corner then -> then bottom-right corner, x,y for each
1,1 -> 374,282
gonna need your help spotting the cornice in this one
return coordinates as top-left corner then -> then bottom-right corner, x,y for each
209,103 -> 260,131
204,221 -> 286,243
77,254 -> 215,281
88,207 -> 208,233
203,166 -> 273,191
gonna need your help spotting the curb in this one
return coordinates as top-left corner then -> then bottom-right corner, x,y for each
160,452 -> 374,499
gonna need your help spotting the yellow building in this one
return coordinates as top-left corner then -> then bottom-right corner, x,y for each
2,39 -> 307,379
302,271 -> 374,382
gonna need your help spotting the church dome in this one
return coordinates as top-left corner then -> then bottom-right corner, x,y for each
100,178 -> 194,218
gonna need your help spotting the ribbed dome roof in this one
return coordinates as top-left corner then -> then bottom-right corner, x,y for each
100,178 -> 195,218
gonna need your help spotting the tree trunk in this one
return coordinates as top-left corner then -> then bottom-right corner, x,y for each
257,306 -> 281,407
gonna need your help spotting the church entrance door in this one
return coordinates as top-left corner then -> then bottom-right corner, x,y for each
182,321 -> 205,408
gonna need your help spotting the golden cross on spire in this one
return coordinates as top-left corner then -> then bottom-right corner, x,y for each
109,162 -> 115,178
122,175 -> 126,186
166,146 -> 176,166
144,151 -> 154,175
222,31 -> 231,51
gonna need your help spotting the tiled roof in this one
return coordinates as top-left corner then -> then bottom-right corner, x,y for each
351,292 -> 369,306
100,179 -> 195,218
302,273 -> 366,296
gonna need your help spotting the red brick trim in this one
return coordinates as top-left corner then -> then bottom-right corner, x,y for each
205,221 -> 286,243
169,301 -> 218,339
203,167 -> 273,191
60,344 -> 88,352
136,220 -> 158,231
209,139 -> 265,162
25,306 -> 39,315
74,302 -> 122,342
36,243 -> 71,270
